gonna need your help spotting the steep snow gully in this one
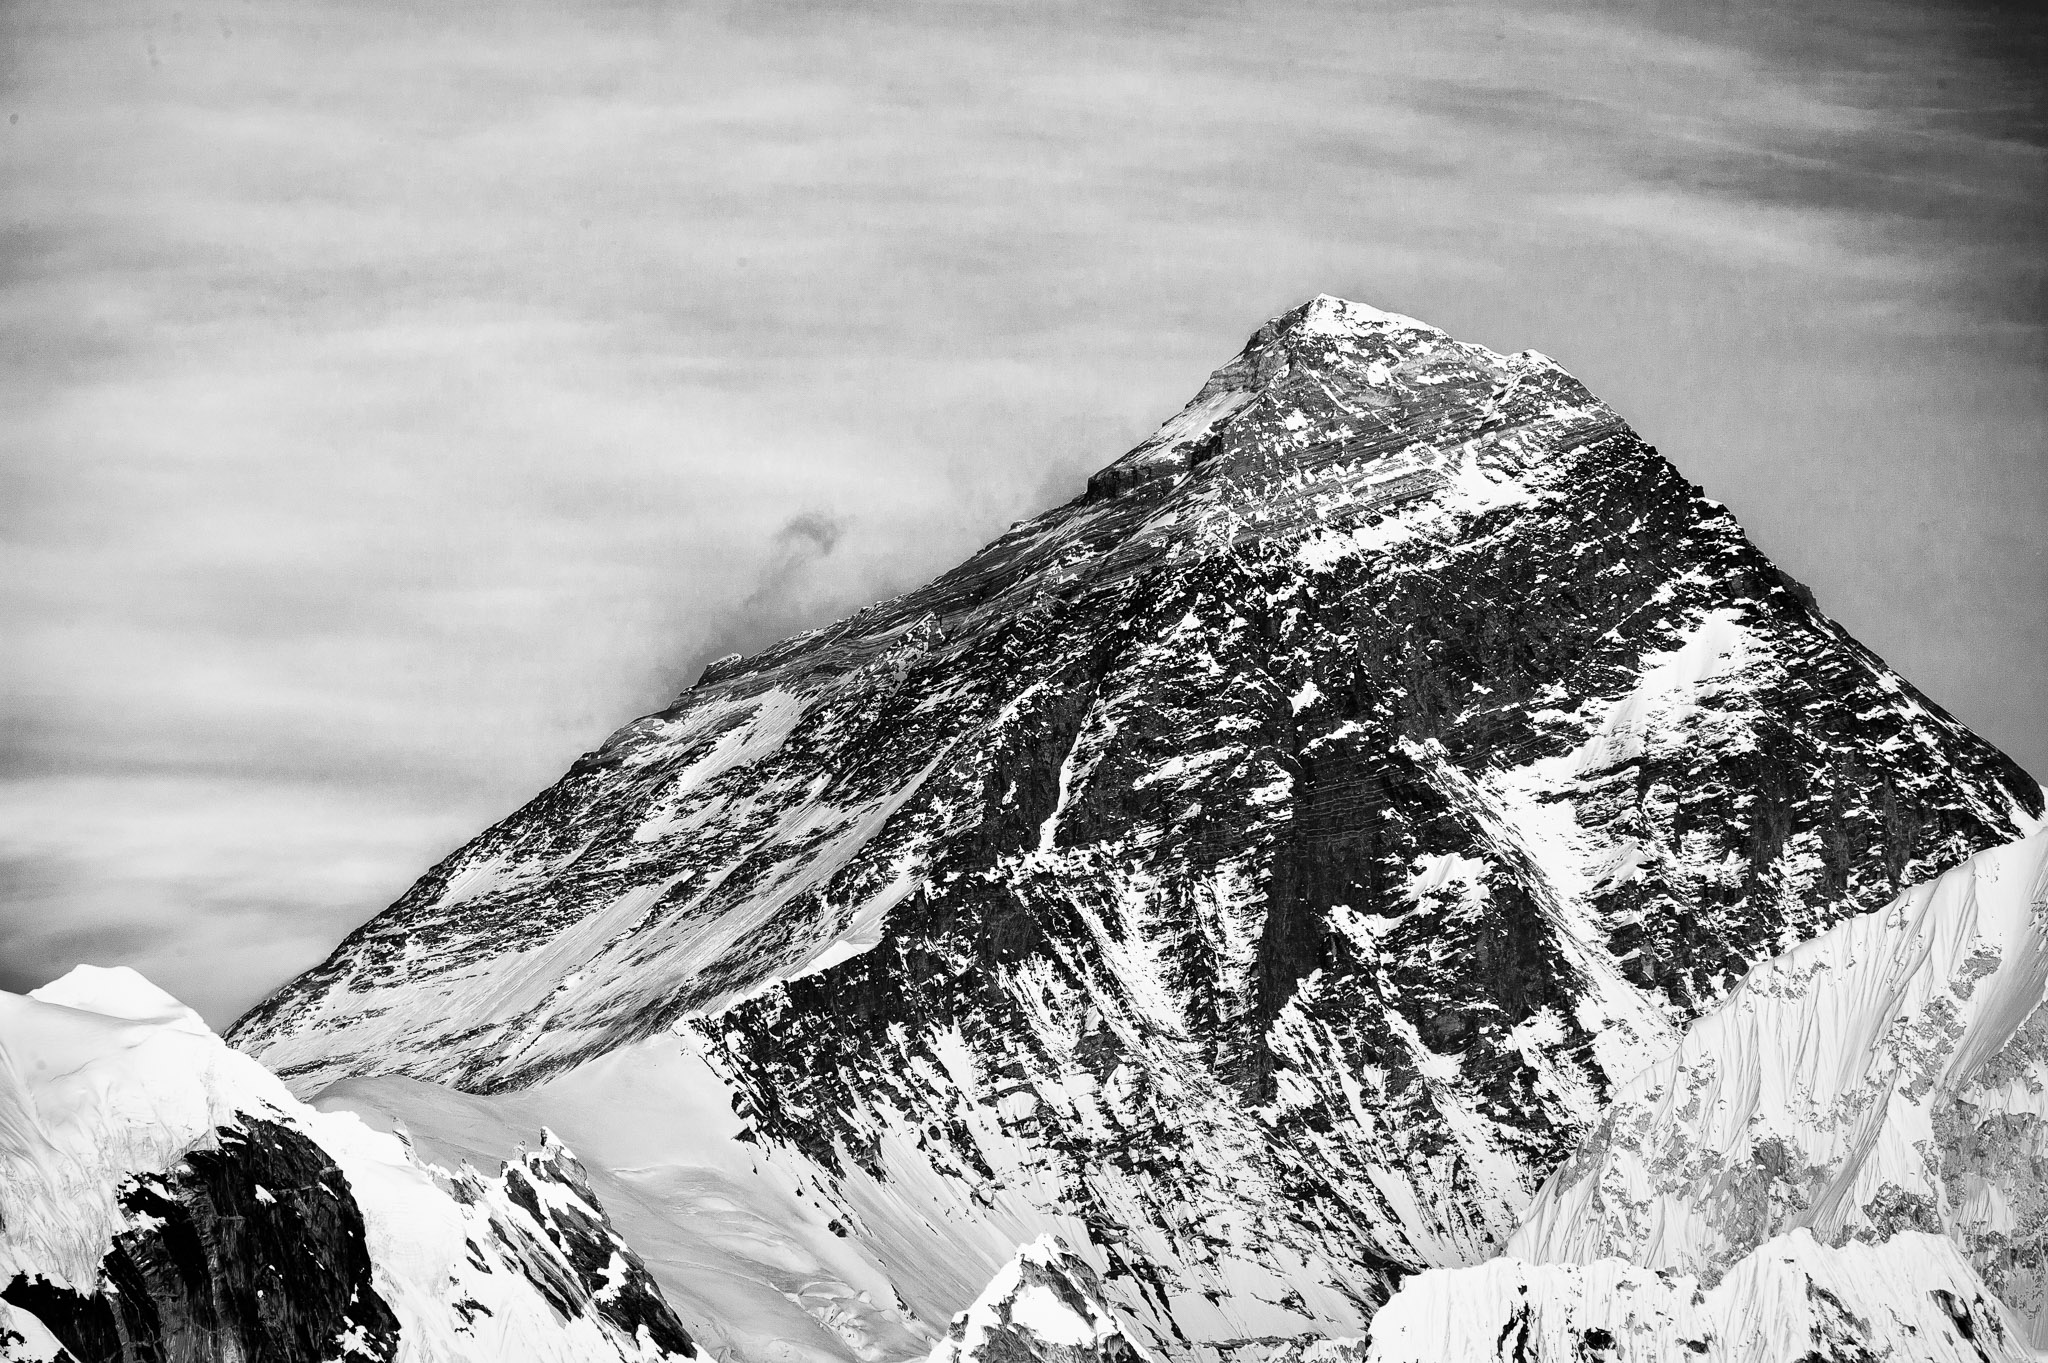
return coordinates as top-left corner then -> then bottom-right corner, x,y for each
4,297 -> 2042,1361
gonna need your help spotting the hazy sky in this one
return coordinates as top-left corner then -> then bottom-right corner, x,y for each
4,0 -> 2043,1026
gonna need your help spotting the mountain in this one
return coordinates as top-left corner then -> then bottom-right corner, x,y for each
0,967 -> 698,1363
1352,828 -> 2048,1361
220,294 -> 2041,1350
925,1237 -> 1147,1363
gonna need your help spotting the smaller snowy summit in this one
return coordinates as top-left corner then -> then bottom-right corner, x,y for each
0,967 -> 699,1363
927,1237 -> 1148,1363
1357,829 -> 2048,1362
1364,1229 -> 2024,1362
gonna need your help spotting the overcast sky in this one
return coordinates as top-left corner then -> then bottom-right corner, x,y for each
3,0 -> 2043,1026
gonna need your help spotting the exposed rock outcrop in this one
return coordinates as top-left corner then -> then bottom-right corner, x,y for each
3,1115 -> 398,1363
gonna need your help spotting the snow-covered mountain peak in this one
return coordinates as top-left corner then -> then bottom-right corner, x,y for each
1364,1227 -> 2031,1362
1,967 -> 296,1290
1278,293 -> 1440,341
226,298 -> 2041,1350
27,964 -> 205,1028
1506,826 -> 2048,1337
1,970 -> 701,1362
1084,292 -> 1528,502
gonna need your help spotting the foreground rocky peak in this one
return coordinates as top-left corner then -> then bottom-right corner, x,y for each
229,296 -> 2041,1346
0,968 -> 698,1363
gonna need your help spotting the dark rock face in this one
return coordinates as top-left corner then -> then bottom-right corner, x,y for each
230,297 -> 2042,1334
2,1117 -> 399,1363
456,1135 -> 698,1360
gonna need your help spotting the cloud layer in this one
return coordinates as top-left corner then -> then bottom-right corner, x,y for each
3,0 -> 2042,1024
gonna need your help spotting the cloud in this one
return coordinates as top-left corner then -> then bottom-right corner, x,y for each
751,510 -> 850,625
773,511 -> 846,559
0,774 -> 482,1020
693,510 -> 854,672
1,0 -> 2041,1025
1542,190 -> 1910,275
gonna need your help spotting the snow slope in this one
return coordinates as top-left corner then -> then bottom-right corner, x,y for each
0,966 -> 279,1292
310,1034 -> 950,1363
0,968 -> 698,1362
